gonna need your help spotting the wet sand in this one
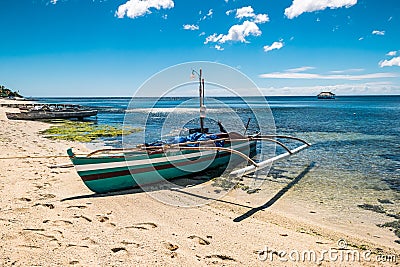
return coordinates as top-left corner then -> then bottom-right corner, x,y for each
0,103 -> 399,266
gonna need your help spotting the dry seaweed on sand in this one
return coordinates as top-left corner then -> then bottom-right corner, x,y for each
377,220 -> 400,239
357,203 -> 386,214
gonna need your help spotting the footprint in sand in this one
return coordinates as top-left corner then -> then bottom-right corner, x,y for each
97,215 -> 109,222
38,193 -> 56,200
34,232 -> 59,242
73,215 -> 92,222
17,244 -> 41,249
22,228 -> 45,232
121,240 -> 140,248
205,254 -> 236,262
163,242 -> 179,251
188,235 -> 210,245
33,203 -> 55,209
205,254 -> 236,261
96,215 -> 116,227
66,244 -> 89,248
111,247 -> 127,253
125,222 -> 158,230
67,205 -> 87,209
82,237 -> 97,245
17,197 -> 32,202
21,229 -> 62,247
51,220 -> 73,226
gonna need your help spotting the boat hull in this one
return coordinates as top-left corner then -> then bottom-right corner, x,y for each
68,140 -> 256,193
6,110 -> 97,120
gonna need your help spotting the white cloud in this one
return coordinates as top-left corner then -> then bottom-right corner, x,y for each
386,51 -> 397,56
50,0 -> 58,4
204,21 -> 261,44
254,14 -> 269,24
330,68 -> 364,74
205,6 -> 268,47
200,9 -> 213,20
236,6 -> 255,19
259,71 -> 398,80
204,34 -> 221,44
286,66 -> 315,72
214,45 -> 224,51
284,0 -> 357,19
263,41 -> 284,52
372,30 -> 385,36
235,6 -> 269,24
183,24 -> 199,31
358,37 -> 364,41
116,0 -> 174,19
226,9 -> 234,16
379,57 -> 400,67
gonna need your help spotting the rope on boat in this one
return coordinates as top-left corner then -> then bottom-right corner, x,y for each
48,163 -> 74,168
0,154 -> 86,160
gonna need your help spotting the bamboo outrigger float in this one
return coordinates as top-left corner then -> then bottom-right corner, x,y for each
67,69 -> 310,193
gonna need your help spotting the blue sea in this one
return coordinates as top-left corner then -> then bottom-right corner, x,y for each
35,96 -> 400,197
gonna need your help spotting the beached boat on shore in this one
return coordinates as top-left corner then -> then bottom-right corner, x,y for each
68,132 -> 255,193
6,105 -> 97,120
67,69 -> 310,193
68,132 -> 309,193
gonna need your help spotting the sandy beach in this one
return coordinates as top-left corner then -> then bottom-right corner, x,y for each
0,103 -> 399,266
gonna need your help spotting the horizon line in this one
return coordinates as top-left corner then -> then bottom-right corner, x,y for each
24,94 -> 400,98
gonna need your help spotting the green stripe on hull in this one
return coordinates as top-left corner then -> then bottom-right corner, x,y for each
70,141 -> 256,193
85,175 -> 135,193
82,153 -> 237,193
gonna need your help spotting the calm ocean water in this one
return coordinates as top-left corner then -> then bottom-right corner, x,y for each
35,96 -> 400,195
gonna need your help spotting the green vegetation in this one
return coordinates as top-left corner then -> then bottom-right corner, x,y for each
40,120 -> 142,142
0,85 -> 22,98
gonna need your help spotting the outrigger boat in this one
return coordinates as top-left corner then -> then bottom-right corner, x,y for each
6,104 -> 97,120
67,70 -> 310,194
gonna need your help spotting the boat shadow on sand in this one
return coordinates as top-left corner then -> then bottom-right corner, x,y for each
233,162 -> 315,222
61,162 -> 315,222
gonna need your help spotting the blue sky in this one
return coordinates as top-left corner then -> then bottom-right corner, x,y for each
0,0 -> 399,96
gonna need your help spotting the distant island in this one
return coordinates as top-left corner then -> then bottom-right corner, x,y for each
0,85 -> 23,99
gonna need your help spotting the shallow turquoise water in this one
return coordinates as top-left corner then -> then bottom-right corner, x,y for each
36,95 -> 400,195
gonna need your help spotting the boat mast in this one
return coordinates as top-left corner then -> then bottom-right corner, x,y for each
192,68 -> 206,133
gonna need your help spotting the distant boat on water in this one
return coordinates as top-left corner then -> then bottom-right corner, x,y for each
317,91 -> 335,99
